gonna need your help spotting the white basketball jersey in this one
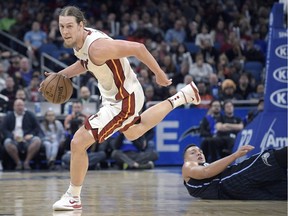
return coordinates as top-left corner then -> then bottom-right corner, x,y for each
74,28 -> 142,102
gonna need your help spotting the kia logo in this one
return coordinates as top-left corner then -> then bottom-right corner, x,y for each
273,66 -> 288,83
275,44 -> 288,59
270,88 -> 288,109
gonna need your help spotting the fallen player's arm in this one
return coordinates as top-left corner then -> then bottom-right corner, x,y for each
183,145 -> 254,180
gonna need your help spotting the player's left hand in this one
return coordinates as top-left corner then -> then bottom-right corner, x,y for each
38,72 -> 56,92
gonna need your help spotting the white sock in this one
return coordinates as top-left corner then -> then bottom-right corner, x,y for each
67,183 -> 82,197
168,91 -> 186,109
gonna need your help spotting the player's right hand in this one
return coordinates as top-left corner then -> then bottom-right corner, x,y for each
236,145 -> 255,158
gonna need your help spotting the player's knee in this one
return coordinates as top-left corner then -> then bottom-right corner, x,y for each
70,136 -> 85,152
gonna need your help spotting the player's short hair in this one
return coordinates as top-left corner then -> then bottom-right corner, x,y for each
183,144 -> 197,158
59,5 -> 87,26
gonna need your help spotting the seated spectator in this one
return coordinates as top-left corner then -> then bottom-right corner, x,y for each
164,19 -> 186,46
208,73 -> 221,99
40,110 -> 66,169
200,100 -> 243,162
219,79 -> 240,101
15,89 -> 27,101
24,21 -> 47,67
24,73 -> 43,102
0,62 -> 8,92
0,93 -> 9,113
1,99 -> 43,170
195,23 -> 214,49
200,38 -> 219,70
247,83 -> 264,100
17,57 -> 35,87
61,141 -> 108,170
189,52 -> 213,83
111,133 -> 158,170
199,99 -> 223,163
0,76 -> 17,111
176,74 -> 193,92
171,43 -> 193,72
63,100 -> 88,147
185,20 -> 198,43
235,72 -> 255,100
47,19 -> 63,48
196,81 -> 213,109
243,98 -> 264,126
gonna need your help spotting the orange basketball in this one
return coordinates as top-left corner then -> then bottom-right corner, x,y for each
42,73 -> 73,104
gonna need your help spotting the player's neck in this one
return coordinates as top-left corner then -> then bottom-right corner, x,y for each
75,31 -> 88,51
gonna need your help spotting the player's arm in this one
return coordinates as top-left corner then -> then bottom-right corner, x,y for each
88,39 -> 172,86
182,145 -> 254,180
58,60 -> 87,78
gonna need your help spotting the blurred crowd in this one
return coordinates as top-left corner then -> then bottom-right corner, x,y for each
0,0 -> 282,171
0,0 -> 278,109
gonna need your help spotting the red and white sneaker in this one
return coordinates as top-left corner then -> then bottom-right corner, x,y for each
53,192 -> 82,211
169,81 -> 201,108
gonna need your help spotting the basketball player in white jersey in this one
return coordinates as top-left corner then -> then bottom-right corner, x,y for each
40,6 -> 201,211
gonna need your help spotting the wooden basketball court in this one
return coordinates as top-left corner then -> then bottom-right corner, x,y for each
0,168 -> 286,216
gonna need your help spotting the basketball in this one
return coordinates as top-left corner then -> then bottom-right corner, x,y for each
41,73 -> 73,104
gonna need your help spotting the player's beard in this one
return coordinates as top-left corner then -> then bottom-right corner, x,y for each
63,41 -> 74,48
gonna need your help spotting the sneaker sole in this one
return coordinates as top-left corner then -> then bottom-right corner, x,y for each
53,204 -> 82,211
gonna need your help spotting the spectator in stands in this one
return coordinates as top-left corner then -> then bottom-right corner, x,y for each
195,23 -> 214,49
208,73 -> 221,99
0,62 -> 8,91
161,54 -> 177,77
0,76 -> 17,111
211,19 -> 228,49
24,73 -> 43,102
15,89 -> 27,101
216,53 -> 229,81
40,110 -> 65,170
171,60 -> 190,87
24,21 -> 47,67
164,19 -> 186,46
176,74 -> 193,92
219,79 -> 239,101
62,141 -> 108,170
189,52 -> 213,83
16,57 -> 35,87
111,133 -> 158,170
214,100 -> 243,159
225,38 -> 245,63
171,43 -> 193,73
185,20 -> 198,43
197,81 -> 213,109
0,93 -> 9,113
247,83 -> 264,100
63,100 -> 88,151
48,19 -> 63,48
200,38 -> 219,70
1,99 -> 42,170
0,10 -> 16,32
143,84 -> 161,110
79,86 -> 98,104
7,54 -> 21,77
235,72 -> 255,100
243,38 -> 265,64
199,99 -> 223,162
243,98 -> 264,126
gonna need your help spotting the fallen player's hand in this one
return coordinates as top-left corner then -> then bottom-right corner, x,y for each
235,145 -> 255,158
